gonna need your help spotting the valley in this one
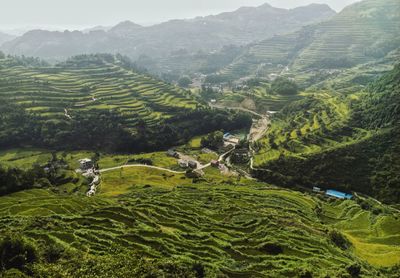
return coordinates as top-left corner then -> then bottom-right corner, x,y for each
0,0 -> 399,277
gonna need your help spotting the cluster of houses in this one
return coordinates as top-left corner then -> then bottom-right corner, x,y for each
313,187 -> 353,200
77,158 -> 100,197
167,149 -> 205,177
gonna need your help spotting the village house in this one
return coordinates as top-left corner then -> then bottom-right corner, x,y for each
166,149 -> 179,158
326,189 -> 353,200
79,158 -> 94,171
201,148 -> 213,154
188,160 -> 198,169
211,160 -> 219,167
223,132 -> 240,146
231,149 -> 250,163
178,159 -> 189,168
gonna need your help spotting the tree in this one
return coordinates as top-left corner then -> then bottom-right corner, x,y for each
0,51 -> 5,59
201,131 -> 224,149
178,76 -> 192,88
271,77 -> 299,95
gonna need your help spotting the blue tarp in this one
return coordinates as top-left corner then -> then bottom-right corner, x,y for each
326,189 -> 353,199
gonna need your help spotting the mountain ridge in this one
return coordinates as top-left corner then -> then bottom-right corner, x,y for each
1,3 -> 335,61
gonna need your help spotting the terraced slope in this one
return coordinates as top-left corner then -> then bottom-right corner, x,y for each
0,54 -> 197,129
1,183 -> 398,277
219,0 -> 400,80
252,64 -> 400,203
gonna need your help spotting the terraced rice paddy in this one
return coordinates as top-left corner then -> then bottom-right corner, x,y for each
0,182 -> 398,276
0,56 -> 198,128
219,84 -> 302,113
252,92 -> 372,167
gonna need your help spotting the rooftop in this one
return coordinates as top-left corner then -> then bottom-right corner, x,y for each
326,189 -> 352,199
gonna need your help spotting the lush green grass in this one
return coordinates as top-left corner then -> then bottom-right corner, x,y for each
100,167 -> 188,197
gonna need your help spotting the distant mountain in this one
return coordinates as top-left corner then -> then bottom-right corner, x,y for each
108,20 -> 143,37
0,32 -> 16,46
1,3 -> 335,61
218,0 -> 400,79
81,25 -> 111,33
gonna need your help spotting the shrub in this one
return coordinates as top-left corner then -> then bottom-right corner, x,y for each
329,230 -> 350,250
259,242 -> 283,255
0,236 -> 37,272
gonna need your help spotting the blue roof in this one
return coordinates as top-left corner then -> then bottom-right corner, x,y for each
326,189 -> 352,199
223,133 -> 231,138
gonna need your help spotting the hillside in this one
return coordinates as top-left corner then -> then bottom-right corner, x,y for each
0,31 -> 15,46
252,64 -> 400,204
217,0 -> 400,80
0,168 -> 399,277
0,4 -> 335,62
0,54 -> 251,152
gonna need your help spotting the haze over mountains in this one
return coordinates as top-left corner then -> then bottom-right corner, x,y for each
0,31 -> 15,46
216,0 -> 400,79
0,3 -> 335,61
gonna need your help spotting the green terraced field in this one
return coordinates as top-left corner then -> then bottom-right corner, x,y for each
0,181 -> 398,277
252,92 -> 362,166
217,83 -> 303,113
0,55 -> 198,129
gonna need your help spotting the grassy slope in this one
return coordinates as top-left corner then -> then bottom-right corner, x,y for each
0,55 -> 198,129
1,181 -> 399,277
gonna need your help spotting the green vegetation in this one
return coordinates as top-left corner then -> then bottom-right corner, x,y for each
253,64 -> 400,203
0,54 -> 252,153
200,131 -> 224,149
207,81 -> 302,114
216,0 -> 400,81
271,77 -> 299,95
178,76 -> 192,87
0,1 -> 398,276
1,180 -> 399,277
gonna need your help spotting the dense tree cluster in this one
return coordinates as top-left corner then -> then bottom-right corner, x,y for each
271,77 -> 299,95
177,76 -> 192,88
200,131 -> 224,149
0,100 -> 252,154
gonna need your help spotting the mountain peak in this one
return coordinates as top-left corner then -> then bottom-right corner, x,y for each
108,20 -> 142,36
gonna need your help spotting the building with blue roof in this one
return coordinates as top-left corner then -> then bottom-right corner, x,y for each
326,189 -> 353,200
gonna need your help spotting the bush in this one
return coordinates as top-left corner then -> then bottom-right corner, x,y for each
329,230 -> 350,250
258,242 -> 283,255
346,263 -> 361,277
0,236 -> 38,272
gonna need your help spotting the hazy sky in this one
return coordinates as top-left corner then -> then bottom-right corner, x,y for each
1,0 -> 360,32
